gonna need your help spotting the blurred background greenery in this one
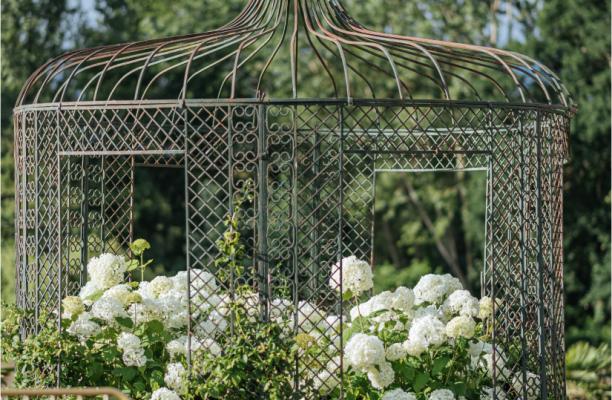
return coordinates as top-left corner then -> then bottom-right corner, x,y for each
1,0 -> 609,398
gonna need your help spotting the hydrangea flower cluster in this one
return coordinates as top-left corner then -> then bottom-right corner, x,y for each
329,255 -> 374,296
59,247 -> 531,400
60,252 -> 230,400
315,259 -> 534,399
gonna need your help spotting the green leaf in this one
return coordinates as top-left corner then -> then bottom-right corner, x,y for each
432,355 -> 451,375
413,371 -> 430,392
126,260 -> 140,272
112,367 -> 138,381
451,381 -> 467,396
342,289 -> 354,301
115,316 -> 133,329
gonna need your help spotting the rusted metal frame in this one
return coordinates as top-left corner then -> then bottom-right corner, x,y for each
256,0 -> 293,96
182,105 -> 192,371
319,1 -> 424,99
335,5 -> 557,103
299,10 -> 340,98
226,23 -> 283,98
322,2 -> 448,100
483,105 -> 499,392
338,103 -> 345,399
257,104 -> 270,321
56,108 -> 63,386
18,111 -> 28,334
517,111 -> 530,400
308,0 -> 406,99
335,11 -> 533,103
181,0 -> 276,102
298,0 -> 352,100
535,110 -> 548,398
290,0 -> 299,98
309,31 -> 381,99
33,112 -> 40,332
320,1 -> 413,99
291,104 -> 300,392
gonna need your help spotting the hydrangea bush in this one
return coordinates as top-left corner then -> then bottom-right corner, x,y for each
1,202 -> 535,399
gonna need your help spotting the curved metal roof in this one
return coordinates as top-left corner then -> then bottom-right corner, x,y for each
16,0 -> 573,107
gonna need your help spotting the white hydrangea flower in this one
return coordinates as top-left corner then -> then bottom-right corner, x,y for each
371,311 -> 404,333
164,362 -> 186,392
87,253 -> 126,289
344,333 -> 385,370
390,286 -> 415,313
366,361 -> 395,389
158,290 -> 188,329
79,281 -> 103,305
382,388 -> 417,400
480,386 -> 507,399
350,287 -> 413,321
149,276 -> 174,298
385,342 -> 408,361
414,304 -> 443,320
117,332 -> 146,367
428,389 -> 455,400
91,297 -> 128,323
62,296 -> 84,319
122,348 -> 147,367
128,298 -> 162,324
407,314 -> 446,351
166,336 -> 188,359
136,281 -> 155,300
511,372 -> 540,400
117,332 -> 141,351
102,284 -> 133,306
414,274 -> 462,305
66,312 -> 100,339
478,296 -> 493,319
442,290 -> 480,318
329,256 -> 373,296
151,387 -> 181,400
170,271 -> 188,293
403,337 -> 427,357
445,315 -> 476,339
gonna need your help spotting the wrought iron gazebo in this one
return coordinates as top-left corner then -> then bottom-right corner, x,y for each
14,0 -> 573,398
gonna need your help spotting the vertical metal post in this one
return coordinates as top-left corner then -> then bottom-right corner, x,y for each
535,111 -> 548,399
227,105 -> 235,336
309,129 -> 321,296
291,104 -> 300,396
338,104 -> 345,400
80,156 -> 90,282
34,112 -> 39,332
518,112 -> 529,400
56,108 -> 63,386
19,111 -> 28,337
183,105 -> 192,371
257,104 -> 269,322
